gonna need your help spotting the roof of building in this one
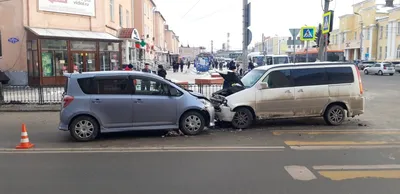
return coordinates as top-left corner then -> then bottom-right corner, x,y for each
155,11 -> 166,21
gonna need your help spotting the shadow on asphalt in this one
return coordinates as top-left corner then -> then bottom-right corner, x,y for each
59,117 -> 369,143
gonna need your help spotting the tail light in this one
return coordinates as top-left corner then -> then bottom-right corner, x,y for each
384,66 -> 387,70
63,95 -> 74,108
356,68 -> 363,95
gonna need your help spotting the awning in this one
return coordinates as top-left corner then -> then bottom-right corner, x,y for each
118,28 -> 140,41
26,27 -> 120,41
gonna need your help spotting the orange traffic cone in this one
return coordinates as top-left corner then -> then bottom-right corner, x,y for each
16,124 -> 34,149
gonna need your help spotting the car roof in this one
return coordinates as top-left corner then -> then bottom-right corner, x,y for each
254,62 -> 354,71
65,71 -> 161,79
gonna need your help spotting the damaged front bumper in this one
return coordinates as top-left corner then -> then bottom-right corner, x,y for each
211,94 -> 235,122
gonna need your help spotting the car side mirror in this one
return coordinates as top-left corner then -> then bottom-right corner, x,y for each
169,87 -> 179,96
257,82 -> 269,90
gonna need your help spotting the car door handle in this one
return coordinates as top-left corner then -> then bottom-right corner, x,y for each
285,90 -> 291,93
91,99 -> 102,103
298,89 -> 304,93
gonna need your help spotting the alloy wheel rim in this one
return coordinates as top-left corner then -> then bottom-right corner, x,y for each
74,120 -> 94,139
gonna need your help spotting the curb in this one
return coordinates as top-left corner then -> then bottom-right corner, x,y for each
0,104 -> 60,112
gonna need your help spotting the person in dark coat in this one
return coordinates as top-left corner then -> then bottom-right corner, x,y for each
141,63 -> 151,91
248,60 -> 255,71
179,60 -> 184,72
187,60 -> 191,69
221,65 -> 244,89
157,65 -> 167,79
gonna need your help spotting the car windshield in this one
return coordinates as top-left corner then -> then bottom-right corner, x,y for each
241,69 -> 267,88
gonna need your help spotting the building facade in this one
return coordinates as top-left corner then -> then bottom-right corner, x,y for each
154,11 -> 168,65
329,0 -> 400,62
0,0 -> 180,85
179,46 -> 201,62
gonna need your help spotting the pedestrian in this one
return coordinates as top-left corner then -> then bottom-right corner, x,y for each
248,59 -> 255,71
180,59 -> 184,72
187,60 -> 191,69
172,60 -> 177,73
221,65 -> 243,89
141,63 -> 151,91
157,65 -> 167,79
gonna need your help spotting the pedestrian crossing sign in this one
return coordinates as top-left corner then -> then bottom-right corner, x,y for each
322,11 -> 334,34
300,26 -> 316,41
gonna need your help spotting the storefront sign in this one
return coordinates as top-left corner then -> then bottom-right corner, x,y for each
8,37 -> 19,44
38,0 -> 95,16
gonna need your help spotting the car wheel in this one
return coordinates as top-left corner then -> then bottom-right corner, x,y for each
378,70 -> 384,76
179,111 -> 205,136
324,105 -> 346,126
232,107 -> 254,129
390,73 -> 394,76
364,69 -> 369,74
69,116 -> 100,142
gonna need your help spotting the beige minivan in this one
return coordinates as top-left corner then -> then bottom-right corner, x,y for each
211,62 -> 365,129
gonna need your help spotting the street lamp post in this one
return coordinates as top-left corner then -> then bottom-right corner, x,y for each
355,12 -> 363,61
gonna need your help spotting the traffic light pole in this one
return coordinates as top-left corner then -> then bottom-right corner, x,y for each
317,0 -> 330,62
242,0 -> 248,72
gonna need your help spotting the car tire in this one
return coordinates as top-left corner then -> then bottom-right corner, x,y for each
324,105 -> 346,126
69,116 -> 100,142
364,69 -> 369,74
378,70 -> 384,76
231,107 -> 254,129
390,73 -> 394,76
179,111 -> 205,136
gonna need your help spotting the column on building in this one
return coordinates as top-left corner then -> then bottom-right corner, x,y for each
369,25 -> 375,60
392,21 -> 398,59
387,21 -> 393,60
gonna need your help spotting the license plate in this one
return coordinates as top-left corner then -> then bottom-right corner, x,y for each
389,68 -> 393,70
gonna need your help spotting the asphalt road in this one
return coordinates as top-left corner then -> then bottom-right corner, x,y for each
0,73 -> 400,194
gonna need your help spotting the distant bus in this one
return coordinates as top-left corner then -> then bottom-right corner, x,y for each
293,48 -> 345,62
247,52 -> 290,66
229,52 -> 242,60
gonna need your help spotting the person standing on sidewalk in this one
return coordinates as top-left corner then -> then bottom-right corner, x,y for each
157,65 -> 167,79
141,63 -> 151,91
180,60 -> 184,72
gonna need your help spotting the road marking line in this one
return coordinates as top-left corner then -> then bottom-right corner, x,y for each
285,141 -> 400,146
313,164 -> 400,170
0,146 -> 286,153
318,170 -> 400,181
290,145 -> 400,150
284,166 -> 317,181
273,130 -> 400,135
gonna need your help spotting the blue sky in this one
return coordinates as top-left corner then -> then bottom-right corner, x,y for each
154,0 -> 396,50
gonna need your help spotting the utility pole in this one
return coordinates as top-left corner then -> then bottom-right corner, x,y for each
262,33 -> 266,64
242,0 -> 249,72
317,0 -> 330,61
211,40 -> 214,54
306,41 -> 309,62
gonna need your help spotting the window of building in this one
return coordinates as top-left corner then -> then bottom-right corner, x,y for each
341,33 -> 345,43
397,45 -> 400,58
291,68 -> 327,86
367,27 -> 370,40
366,47 -> 369,55
0,31 -> 2,57
71,41 -> 96,51
379,46 -> 382,59
132,77 -> 170,96
40,40 -> 68,77
126,10 -> 130,28
110,0 -> 114,22
97,77 -> 132,95
380,26 -> 383,39
326,67 -> 354,84
263,70 -> 292,88
119,5 -> 123,27
100,42 -> 120,71
354,32 -> 357,40
398,22 -> 400,35
144,3 -> 147,16
385,46 -> 388,59
386,25 -> 389,38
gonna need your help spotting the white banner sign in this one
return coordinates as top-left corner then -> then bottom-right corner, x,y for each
38,0 -> 95,16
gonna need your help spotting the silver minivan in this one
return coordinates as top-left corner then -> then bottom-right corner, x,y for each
59,71 -> 215,142
211,62 -> 365,129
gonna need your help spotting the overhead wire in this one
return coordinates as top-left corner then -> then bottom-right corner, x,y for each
181,0 -> 202,19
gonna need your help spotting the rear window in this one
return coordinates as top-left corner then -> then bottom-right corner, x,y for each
77,78 -> 97,94
383,63 -> 393,68
63,78 -> 69,94
326,67 -> 354,84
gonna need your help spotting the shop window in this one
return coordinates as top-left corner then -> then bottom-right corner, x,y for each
71,41 -> 96,51
99,42 -> 120,71
27,45 -> 33,77
41,40 -> 68,77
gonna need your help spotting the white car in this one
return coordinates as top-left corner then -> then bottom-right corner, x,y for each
394,64 -> 400,73
363,62 -> 395,76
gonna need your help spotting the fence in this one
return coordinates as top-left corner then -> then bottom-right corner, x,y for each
0,83 -> 223,105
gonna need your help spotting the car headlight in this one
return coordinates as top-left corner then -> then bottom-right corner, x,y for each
200,99 -> 212,107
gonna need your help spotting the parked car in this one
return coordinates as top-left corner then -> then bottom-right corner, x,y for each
363,62 -> 395,76
59,71 -> 215,142
393,62 -> 400,73
211,62 -> 365,129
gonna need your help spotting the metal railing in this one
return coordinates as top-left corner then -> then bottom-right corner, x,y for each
0,84 -> 223,105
